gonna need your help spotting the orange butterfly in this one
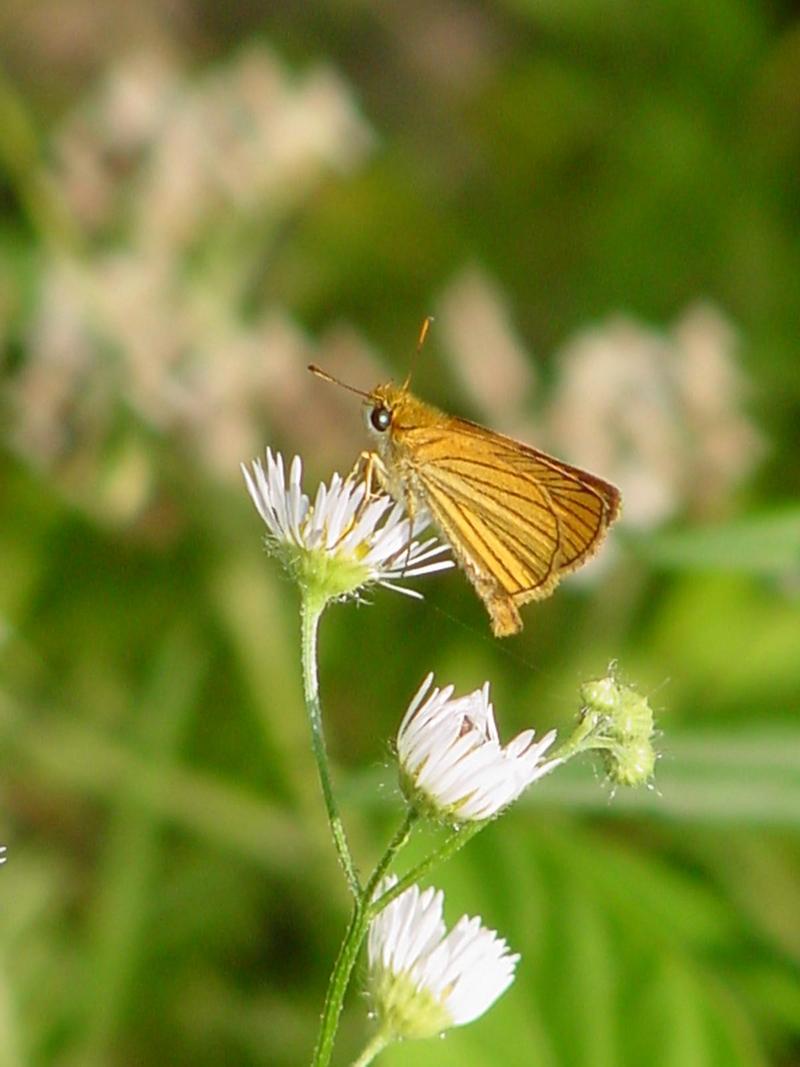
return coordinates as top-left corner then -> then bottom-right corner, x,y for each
310,320 -> 621,637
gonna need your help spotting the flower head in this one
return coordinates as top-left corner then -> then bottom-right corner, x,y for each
368,877 -> 518,1039
242,449 -> 452,608
580,670 -> 657,788
397,674 -> 560,823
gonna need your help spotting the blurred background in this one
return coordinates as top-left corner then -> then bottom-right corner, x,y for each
1,1 -> 799,1065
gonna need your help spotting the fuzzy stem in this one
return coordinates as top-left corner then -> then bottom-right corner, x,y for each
300,595 -> 361,897
349,1028 -> 392,1067
369,820 -> 482,918
549,712 -> 616,764
311,812 -> 417,1067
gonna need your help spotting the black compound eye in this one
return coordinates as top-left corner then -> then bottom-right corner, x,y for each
370,406 -> 391,432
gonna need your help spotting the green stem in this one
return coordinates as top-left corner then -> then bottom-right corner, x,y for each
349,1028 -> 392,1067
365,810 -> 418,899
369,820 -> 482,918
312,905 -> 368,1067
311,812 -> 417,1067
300,595 -> 360,897
549,712 -> 614,764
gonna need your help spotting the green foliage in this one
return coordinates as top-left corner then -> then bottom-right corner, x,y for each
643,509 -> 800,579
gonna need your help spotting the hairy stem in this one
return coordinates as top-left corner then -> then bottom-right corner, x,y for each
300,595 -> 360,897
311,812 -> 417,1067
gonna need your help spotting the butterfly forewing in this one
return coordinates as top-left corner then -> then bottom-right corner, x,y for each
499,436 -> 621,572
393,417 -> 620,635
420,463 -> 560,593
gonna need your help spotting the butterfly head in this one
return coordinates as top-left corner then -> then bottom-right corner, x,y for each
308,318 -> 436,453
364,382 -> 407,438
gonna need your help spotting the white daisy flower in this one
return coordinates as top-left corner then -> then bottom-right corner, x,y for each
397,674 -> 560,822
241,449 -> 452,604
368,876 -> 519,1039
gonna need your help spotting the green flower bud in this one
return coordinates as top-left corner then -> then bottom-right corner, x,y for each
580,668 -> 658,788
603,736 -> 657,788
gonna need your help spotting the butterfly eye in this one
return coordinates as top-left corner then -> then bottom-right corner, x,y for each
370,406 -> 392,432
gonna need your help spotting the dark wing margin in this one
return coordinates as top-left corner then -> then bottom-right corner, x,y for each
400,419 -> 621,588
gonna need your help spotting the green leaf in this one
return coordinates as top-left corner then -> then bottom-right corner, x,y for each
641,510 -> 800,578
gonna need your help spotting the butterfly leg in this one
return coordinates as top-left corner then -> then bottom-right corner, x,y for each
352,451 -> 421,575
348,452 -> 422,576
330,451 -> 388,550
347,450 -> 389,502
355,450 -> 389,499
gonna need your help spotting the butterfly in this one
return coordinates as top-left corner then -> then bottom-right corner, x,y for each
310,319 -> 621,636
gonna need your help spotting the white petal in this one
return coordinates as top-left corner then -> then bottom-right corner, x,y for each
368,879 -> 519,1035
241,450 -> 451,597
397,674 -> 559,822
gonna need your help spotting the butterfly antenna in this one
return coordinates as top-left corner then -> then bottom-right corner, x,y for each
402,315 -> 434,391
308,364 -> 371,400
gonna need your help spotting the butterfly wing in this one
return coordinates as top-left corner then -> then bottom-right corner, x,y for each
499,430 -> 622,575
393,417 -> 620,636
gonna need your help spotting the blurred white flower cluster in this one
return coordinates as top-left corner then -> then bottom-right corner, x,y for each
9,48 -> 374,525
439,269 -> 764,531
54,48 -> 373,246
437,265 -> 537,441
547,304 -> 764,527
